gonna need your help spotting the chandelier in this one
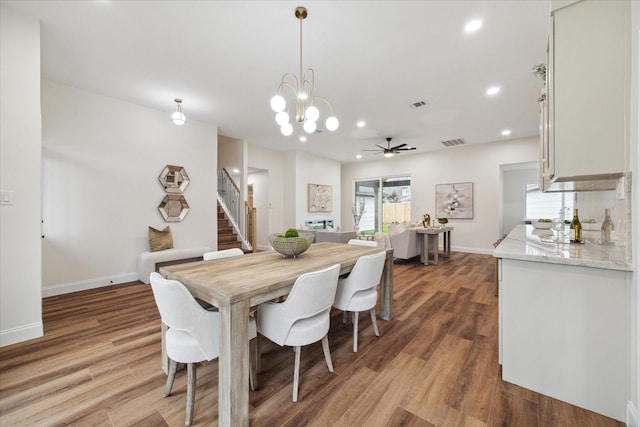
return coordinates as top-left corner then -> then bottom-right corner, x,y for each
270,6 -> 339,136
171,98 -> 186,126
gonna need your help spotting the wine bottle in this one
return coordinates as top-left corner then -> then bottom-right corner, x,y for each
600,208 -> 614,244
569,208 -> 582,243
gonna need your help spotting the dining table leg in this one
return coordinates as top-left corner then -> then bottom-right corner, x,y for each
218,299 -> 250,427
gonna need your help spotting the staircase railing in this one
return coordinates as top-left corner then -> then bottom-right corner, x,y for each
217,168 -> 254,252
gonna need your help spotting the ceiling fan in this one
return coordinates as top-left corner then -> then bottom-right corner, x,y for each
364,137 -> 416,158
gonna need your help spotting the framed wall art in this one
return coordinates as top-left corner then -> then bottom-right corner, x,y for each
308,184 -> 332,212
436,182 -> 474,219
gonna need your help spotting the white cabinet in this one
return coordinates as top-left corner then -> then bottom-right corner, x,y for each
500,258 -> 629,421
544,0 -> 630,187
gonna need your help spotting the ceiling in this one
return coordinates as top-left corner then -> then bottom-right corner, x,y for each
2,0 -> 550,164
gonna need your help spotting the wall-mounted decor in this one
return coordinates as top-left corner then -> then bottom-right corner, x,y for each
436,182 -> 474,219
158,164 -> 190,194
308,184 -> 332,212
158,194 -> 190,222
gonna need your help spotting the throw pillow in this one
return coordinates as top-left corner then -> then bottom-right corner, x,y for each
148,226 -> 173,252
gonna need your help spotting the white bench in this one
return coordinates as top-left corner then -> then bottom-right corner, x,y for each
138,246 -> 212,284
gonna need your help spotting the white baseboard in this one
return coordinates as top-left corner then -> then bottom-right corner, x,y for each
628,401 -> 638,427
0,322 -> 43,347
42,272 -> 140,297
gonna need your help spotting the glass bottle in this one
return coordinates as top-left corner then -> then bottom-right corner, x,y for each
569,208 -> 582,243
600,208 -> 614,244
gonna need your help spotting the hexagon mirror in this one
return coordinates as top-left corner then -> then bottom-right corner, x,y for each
158,195 -> 190,222
158,165 -> 190,194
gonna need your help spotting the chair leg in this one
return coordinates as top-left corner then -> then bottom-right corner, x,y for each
321,335 -> 334,373
370,308 -> 380,337
164,359 -> 177,397
342,311 -> 348,323
256,333 -> 262,374
293,346 -> 301,402
353,311 -> 359,352
185,363 -> 197,426
249,337 -> 258,391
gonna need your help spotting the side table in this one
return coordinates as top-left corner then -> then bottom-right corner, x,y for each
415,227 -> 453,265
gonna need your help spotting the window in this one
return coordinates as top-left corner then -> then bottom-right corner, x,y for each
525,184 -> 575,220
354,176 -> 411,234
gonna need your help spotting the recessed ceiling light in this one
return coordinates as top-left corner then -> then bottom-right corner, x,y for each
299,136 -> 307,142
357,121 -> 366,128
501,129 -> 512,136
465,20 -> 482,33
356,154 -> 362,159
486,86 -> 500,95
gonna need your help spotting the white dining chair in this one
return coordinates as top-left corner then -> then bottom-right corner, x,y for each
256,264 -> 341,402
198,248 -> 245,310
203,247 -> 244,261
333,251 -> 386,352
347,238 -> 378,247
149,272 -> 257,426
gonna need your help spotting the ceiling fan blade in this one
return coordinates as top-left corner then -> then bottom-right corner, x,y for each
390,143 -> 407,150
375,144 -> 387,150
396,147 -> 416,151
363,149 -> 383,152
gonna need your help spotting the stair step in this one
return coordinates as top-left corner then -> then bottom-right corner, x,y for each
218,241 -> 242,250
219,234 -> 239,243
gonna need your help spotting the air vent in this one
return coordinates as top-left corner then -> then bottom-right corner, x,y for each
409,100 -> 427,109
441,138 -> 466,147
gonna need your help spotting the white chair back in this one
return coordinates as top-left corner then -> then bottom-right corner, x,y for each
347,239 -> 378,247
333,252 -> 386,308
259,264 -> 340,346
149,272 -> 219,361
203,247 -> 244,261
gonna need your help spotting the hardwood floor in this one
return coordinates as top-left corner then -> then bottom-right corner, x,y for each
0,252 -> 624,426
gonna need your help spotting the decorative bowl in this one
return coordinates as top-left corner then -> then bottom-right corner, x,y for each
532,220 -> 553,229
268,232 -> 315,258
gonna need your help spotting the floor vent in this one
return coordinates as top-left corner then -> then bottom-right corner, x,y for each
441,138 -> 466,147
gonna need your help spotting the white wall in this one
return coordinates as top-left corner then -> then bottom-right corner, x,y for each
500,162 -> 539,236
341,137 -> 539,253
41,80 -> 218,295
247,145 -> 342,242
293,151 -> 342,229
219,134 -> 245,190
247,143 -> 285,241
0,7 -> 43,346
247,169 -> 269,249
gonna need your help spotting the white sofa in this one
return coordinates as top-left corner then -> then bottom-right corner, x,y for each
297,229 -> 356,244
137,246 -> 212,284
388,223 -> 421,261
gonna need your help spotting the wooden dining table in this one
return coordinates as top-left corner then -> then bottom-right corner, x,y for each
159,242 -> 394,426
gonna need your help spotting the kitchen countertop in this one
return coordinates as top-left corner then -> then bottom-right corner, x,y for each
493,224 -> 632,271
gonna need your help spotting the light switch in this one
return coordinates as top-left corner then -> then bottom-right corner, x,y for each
0,191 -> 14,205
